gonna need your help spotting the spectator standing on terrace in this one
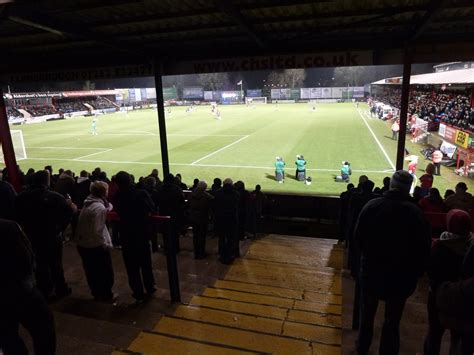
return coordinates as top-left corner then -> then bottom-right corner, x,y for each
0,179 -> 16,220
380,176 -> 391,194
445,182 -> 473,212
338,183 -> 355,243
419,188 -> 445,213
0,219 -> 56,355
160,174 -> 185,251
113,171 -> 156,303
210,178 -> 222,196
175,173 -> 188,190
190,178 -> 199,191
15,170 -> 75,300
73,170 -> 91,209
234,180 -> 249,245
423,209 -> 473,355
54,169 -> 75,198
248,184 -> 267,238
189,181 -> 213,259
74,181 -> 116,302
419,163 -> 435,197
432,149 -> 443,176
354,170 -> 431,355
214,178 -> 239,264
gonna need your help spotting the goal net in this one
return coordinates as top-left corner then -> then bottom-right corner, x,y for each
0,130 -> 27,162
246,97 -> 267,105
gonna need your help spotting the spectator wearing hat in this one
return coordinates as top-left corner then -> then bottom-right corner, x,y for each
354,170 -> 431,355
423,209 -> 473,355
445,182 -> 473,212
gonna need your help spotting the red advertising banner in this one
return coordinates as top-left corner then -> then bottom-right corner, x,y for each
445,126 -> 457,142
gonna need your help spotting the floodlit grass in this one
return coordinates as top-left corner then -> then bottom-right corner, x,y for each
7,103 -> 473,195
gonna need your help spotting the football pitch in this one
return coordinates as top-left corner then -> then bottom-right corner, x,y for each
7,103 -> 471,195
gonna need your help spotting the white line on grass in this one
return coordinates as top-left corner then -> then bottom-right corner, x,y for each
356,108 -> 396,171
27,146 -> 112,150
25,157 -> 390,173
190,135 -> 250,165
72,149 -> 112,161
168,134 -> 245,137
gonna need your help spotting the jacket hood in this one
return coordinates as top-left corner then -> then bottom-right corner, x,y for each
83,195 -> 106,208
446,209 -> 471,236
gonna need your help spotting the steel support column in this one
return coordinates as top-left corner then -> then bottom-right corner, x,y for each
396,50 -> 412,170
153,62 -> 170,177
0,89 -> 22,191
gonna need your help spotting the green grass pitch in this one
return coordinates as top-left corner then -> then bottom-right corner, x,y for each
6,103 -> 472,195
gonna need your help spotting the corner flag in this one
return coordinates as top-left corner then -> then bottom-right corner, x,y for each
237,80 -> 242,85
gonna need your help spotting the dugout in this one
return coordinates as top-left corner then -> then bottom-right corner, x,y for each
1,0 -> 474,193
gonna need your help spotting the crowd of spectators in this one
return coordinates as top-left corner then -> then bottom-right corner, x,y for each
339,172 -> 474,354
6,107 -> 23,119
56,100 -> 87,113
0,165 -> 268,353
22,105 -> 58,117
373,87 -> 474,132
84,96 -> 117,110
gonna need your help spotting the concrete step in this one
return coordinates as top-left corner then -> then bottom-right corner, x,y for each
173,305 -> 341,345
154,316 -> 316,354
128,331 -> 259,354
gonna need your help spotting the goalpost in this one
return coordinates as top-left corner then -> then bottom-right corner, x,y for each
0,130 -> 27,162
245,97 -> 267,105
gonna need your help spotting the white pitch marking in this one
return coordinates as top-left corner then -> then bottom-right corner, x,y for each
25,157 -> 390,173
356,108 -> 396,171
190,135 -> 250,165
73,149 -> 112,161
27,146 -> 111,150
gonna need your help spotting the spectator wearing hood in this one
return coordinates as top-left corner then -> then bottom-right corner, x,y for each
354,170 -> 431,355
424,209 -> 473,355
74,181 -> 116,302
445,182 -> 473,212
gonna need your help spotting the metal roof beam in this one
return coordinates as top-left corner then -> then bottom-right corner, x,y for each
409,0 -> 450,41
216,1 -> 267,49
6,9 -> 150,58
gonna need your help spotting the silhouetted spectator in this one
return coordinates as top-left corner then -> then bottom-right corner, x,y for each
190,178 -> 199,191
15,170 -> 75,300
339,183 -> 354,243
175,173 -> 188,190
419,188 -> 445,213
424,209 -> 473,355
143,176 -> 160,252
113,171 -> 156,303
210,178 -> 222,196
412,186 -> 423,204
24,168 -> 35,186
248,184 -> 267,238
348,180 -> 377,276
189,181 -> 213,259
0,219 -> 56,355
0,179 -> 16,220
74,181 -> 116,302
214,178 -> 239,264
159,174 -> 185,253
73,170 -> 91,209
380,176 -> 390,194
444,189 -> 455,200
54,170 -> 75,198
234,180 -> 249,244
354,170 -> 431,355
445,182 -> 473,212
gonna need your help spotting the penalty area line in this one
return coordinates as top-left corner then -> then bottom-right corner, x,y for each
356,108 -> 396,171
73,149 -> 112,161
190,135 -> 250,165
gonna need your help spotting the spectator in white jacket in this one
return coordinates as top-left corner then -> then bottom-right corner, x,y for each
75,181 -> 117,302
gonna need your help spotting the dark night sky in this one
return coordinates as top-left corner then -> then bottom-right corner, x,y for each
6,64 -> 434,92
